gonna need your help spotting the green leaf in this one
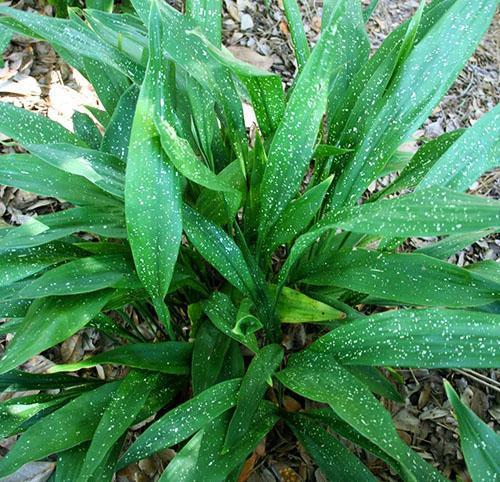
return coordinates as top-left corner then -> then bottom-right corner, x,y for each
258,0 -> 365,243
160,402 -> 278,481
101,84 -> 139,160
0,370 -> 101,391
277,349 -> 443,482
0,242 -> 82,288
49,341 -> 192,375
301,249 -> 499,307
0,100 -> 83,146
420,105 -> 500,191
0,290 -> 113,375
312,309 -> 500,368
263,176 -> 332,255
125,6 -> 182,332
183,206 -> 256,298
285,412 -> 377,481
72,111 -> 102,150
444,381 -> 500,482
17,255 -> 139,298
192,30 -> 285,137
119,378 -> 241,467
77,370 -> 157,482
0,6 -> 144,82
0,381 -> 119,478
0,207 -> 126,250
87,0 -> 114,12
224,344 -> 283,450
203,292 -> 259,353
279,188 -> 500,287
0,27 -> 12,68
282,0 -> 310,71
191,320 -> 231,394
332,0 -> 497,206
0,153 -> 120,208
26,143 -> 125,199
273,285 -> 345,323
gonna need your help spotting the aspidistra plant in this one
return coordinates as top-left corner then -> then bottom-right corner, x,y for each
0,0 -> 498,480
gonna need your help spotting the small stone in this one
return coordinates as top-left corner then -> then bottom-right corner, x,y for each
240,13 -> 254,31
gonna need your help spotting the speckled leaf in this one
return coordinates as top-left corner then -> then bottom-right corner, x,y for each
0,381 -> 119,478
203,292 -> 259,353
183,206 -> 257,298
263,176 -> 332,255
259,0 -> 365,243
0,101 -> 82,146
418,105 -> 500,191
277,350 -> 443,482
332,0 -> 497,206
192,320 -> 231,395
0,290 -> 113,375
119,378 -> 241,467
101,85 -> 139,160
49,341 -> 192,375
72,112 -> 102,150
0,242 -> 83,288
0,370 -> 102,391
87,0 -> 114,13
279,188 -> 500,287
416,230 -> 496,260
0,153 -> 120,208
282,0 -> 310,71
224,344 -> 282,450
77,370 -> 157,482
26,143 -> 125,200
125,6 -> 182,331
313,309 -> 500,368
193,30 -> 285,136
285,412 -> 376,481
444,381 -> 500,482
0,207 -> 126,250
17,255 -> 140,298
301,249 -> 500,308
0,6 -> 144,82
273,285 -> 345,323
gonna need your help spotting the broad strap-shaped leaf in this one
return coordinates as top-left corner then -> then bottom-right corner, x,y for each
0,369 -> 102,391
119,378 -> 241,467
0,153 -> 120,208
125,5 -> 182,332
0,100 -> 83,146
311,309 -> 500,368
17,254 -> 140,298
282,0 -> 310,71
72,111 -> 102,150
444,381 -> 500,482
419,105 -> 500,191
77,370 -> 158,482
203,292 -> 259,353
263,176 -> 332,255
48,341 -> 192,375
183,205 -> 257,298
0,6 -> 144,82
191,320 -> 231,394
224,344 -> 283,450
279,188 -> 500,287
160,402 -> 278,481
0,381 -> 119,478
273,285 -> 345,323
300,249 -> 499,308
331,0 -> 497,206
0,242 -> 83,288
192,30 -> 285,137
101,84 -> 139,160
0,290 -> 113,375
285,412 -> 377,481
277,349 -> 444,482
26,143 -> 125,199
0,207 -> 126,250
258,0 -> 368,244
